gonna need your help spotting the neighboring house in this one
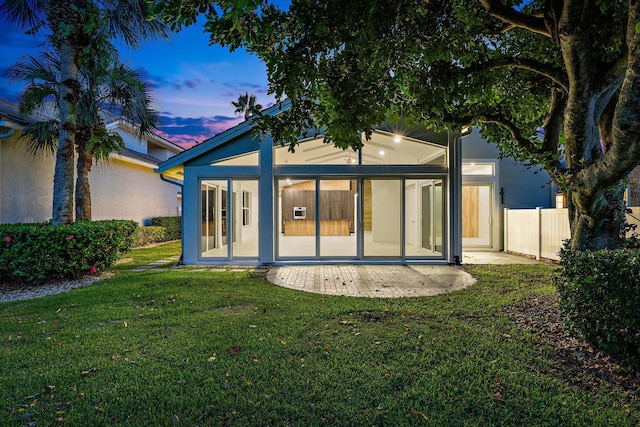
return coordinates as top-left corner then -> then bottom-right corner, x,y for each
156,102 -> 552,266
0,98 -> 184,225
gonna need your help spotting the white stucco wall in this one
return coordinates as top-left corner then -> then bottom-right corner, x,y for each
0,131 -> 180,225
0,134 -> 54,224
120,132 -> 148,154
90,159 -> 180,225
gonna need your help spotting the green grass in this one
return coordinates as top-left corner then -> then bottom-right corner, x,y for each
1,244 -> 638,426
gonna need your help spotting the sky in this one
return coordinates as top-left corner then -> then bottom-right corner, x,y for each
0,16 -> 275,149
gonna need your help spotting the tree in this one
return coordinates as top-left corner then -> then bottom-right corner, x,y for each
231,91 -> 263,120
152,0 -> 640,251
10,44 -> 158,221
0,0 -> 167,225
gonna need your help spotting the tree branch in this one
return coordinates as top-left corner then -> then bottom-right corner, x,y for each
466,57 -> 568,91
479,0 -> 550,37
541,85 -> 565,155
477,114 -> 540,154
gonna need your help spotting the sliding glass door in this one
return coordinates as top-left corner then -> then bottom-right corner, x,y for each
276,177 -> 445,261
201,179 -> 259,259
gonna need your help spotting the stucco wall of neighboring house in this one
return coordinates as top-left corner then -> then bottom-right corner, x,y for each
120,131 -> 148,154
461,129 -> 552,209
90,159 -> 180,225
0,132 -> 180,225
0,133 -> 55,224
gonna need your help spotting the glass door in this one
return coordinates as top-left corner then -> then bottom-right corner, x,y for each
319,180 -> 357,257
278,178 -> 317,258
462,184 -> 492,248
363,179 -> 401,258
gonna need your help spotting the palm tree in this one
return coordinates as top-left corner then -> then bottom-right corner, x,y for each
231,92 -> 263,120
0,0 -> 167,225
11,44 -> 158,221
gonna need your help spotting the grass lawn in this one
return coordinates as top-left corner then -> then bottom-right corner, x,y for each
1,244 -> 638,426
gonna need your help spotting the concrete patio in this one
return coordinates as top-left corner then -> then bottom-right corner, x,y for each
266,251 -> 542,298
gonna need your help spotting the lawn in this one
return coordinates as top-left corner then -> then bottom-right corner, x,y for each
1,244 -> 638,426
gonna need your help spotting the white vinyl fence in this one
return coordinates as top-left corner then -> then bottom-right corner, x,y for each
504,207 -> 640,261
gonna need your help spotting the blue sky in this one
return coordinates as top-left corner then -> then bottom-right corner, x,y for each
0,17 -> 275,148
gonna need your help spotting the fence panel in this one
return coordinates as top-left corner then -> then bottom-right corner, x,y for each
505,209 -> 540,258
505,207 -> 640,261
540,208 -> 570,260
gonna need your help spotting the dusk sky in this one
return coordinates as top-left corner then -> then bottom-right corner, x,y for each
0,15 -> 276,148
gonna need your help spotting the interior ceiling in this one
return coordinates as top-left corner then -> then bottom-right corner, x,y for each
276,130 -> 446,165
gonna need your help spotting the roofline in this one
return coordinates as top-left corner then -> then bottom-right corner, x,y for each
156,100 -> 290,173
106,119 -> 184,153
0,118 -> 25,132
111,152 -> 158,169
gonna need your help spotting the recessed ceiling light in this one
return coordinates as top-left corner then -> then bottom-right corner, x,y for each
393,135 -> 401,143
379,150 -> 385,156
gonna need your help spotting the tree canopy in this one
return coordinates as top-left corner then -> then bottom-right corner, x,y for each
152,0 -> 640,251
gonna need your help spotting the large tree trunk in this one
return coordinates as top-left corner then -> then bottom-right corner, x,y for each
51,39 -> 79,225
75,128 -> 93,221
555,1 -> 640,251
566,183 -> 627,251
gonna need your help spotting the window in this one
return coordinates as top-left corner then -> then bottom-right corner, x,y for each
242,190 -> 251,226
462,163 -> 495,176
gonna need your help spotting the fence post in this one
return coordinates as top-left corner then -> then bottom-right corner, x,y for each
503,208 -> 509,253
536,207 -> 542,260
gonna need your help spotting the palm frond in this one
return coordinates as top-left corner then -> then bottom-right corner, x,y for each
100,0 -> 169,48
20,119 -> 59,156
0,0 -> 47,34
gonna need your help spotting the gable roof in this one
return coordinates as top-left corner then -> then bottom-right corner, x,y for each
0,98 -> 183,161
156,100 -> 290,173
0,98 -> 51,128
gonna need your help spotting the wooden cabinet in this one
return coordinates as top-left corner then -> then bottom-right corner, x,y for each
282,186 -> 355,235
284,220 -> 351,236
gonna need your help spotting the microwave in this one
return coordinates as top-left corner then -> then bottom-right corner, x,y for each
293,206 -> 306,220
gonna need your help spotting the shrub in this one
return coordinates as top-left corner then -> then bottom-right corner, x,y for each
555,246 -> 640,367
135,226 -> 166,247
0,220 -> 137,283
150,216 -> 181,241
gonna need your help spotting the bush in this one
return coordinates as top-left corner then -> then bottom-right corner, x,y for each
150,216 -> 181,241
0,220 -> 137,283
555,246 -> 640,367
135,226 -> 166,247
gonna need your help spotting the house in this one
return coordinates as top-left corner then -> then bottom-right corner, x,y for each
0,98 -> 184,225
156,102 -> 552,266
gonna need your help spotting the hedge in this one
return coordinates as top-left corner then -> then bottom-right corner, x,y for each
0,220 -> 137,283
555,246 -> 640,367
150,216 -> 181,241
135,226 -> 166,247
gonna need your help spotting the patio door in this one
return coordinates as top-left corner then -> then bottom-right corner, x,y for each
277,177 -> 445,260
462,184 -> 492,248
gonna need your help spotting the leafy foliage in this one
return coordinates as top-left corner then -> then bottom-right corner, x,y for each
0,220 -> 137,283
150,216 -> 181,241
134,225 -> 166,247
555,246 -> 640,367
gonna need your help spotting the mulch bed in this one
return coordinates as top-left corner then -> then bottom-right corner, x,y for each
504,295 -> 640,401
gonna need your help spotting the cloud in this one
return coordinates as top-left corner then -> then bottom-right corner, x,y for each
156,114 -> 244,148
135,67 -> 206,91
